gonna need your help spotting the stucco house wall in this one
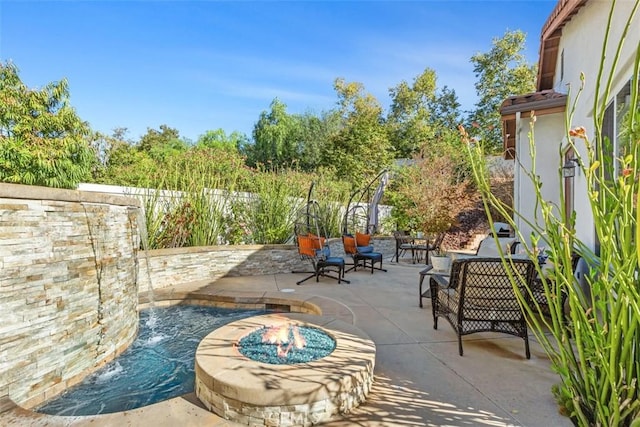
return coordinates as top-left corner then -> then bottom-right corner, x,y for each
508,0 -> 639,251
554,1 -> 638,250
557,1 -> 639,118
513,112 -> 566,245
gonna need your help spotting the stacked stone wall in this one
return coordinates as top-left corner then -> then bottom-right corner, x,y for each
138,237 -> 395,291
0,184 -> 141,408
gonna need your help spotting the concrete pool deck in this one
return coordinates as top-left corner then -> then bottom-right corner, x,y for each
1,261 -> 571,427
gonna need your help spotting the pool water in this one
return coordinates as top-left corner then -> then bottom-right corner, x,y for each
36,305 -> 264,416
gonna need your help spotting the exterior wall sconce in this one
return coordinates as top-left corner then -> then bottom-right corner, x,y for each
562,158 -> 579,178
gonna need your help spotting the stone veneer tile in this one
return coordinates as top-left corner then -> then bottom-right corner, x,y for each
1,185 -> 140,408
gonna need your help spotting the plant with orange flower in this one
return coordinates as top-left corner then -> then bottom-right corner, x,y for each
463,1 -> 640,424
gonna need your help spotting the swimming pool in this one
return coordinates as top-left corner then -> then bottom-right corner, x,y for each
36,305 -> 264,416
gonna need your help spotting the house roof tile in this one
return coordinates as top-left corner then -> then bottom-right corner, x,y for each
500,89 -> 567,114
538,0 -> 588,90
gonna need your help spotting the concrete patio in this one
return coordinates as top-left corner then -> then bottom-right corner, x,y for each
1,260 -> 571,427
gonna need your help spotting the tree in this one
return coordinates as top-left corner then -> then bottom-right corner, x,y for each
387,69 -> 463,158
249,98 -> 302,169
295,110 -> 341,172
428,86 -> 462,132
137,124 -> 188,162
387,68 -> 437,158
0,61 -> 96,188
469,30 -> 537,151
196,128 -> 247,153
95,125 -> 187,186
88,127 -> 135,181
93,128 -> 159,186
394,135 -> 475,236
324,78 -> 393,185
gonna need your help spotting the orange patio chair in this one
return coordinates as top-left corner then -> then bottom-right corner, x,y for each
296,233 -> 349,285
342,232 -> 386,274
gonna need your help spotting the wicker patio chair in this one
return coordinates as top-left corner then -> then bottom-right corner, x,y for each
530,252 -> 581,320
430,257 -> 536,359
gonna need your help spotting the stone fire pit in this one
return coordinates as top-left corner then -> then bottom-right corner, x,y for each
194,313 -> 376,426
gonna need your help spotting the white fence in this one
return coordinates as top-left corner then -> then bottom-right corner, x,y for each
77,183 -> 393,240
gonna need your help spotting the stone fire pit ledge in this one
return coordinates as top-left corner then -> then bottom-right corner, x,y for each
194,313 -> 376,426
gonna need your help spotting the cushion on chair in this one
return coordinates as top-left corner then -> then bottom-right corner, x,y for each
317,246 -> 332,260
299,234 -> 326,258
359,251 -> 382,261
298,235 -> 320,257
449,252 -> 476,261
343,235 -> 357,255
491,222 -> 512,237
476,237 -> 518,256
357,245 -> 374,253
355,232 -> 371,247
324,256 -> 345,266
309,233 -> 326,247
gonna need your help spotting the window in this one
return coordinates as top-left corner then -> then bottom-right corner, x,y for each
601,79 -> 633,178
597,78 -> 635,255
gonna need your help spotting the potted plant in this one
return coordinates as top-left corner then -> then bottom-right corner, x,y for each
428,240 -> 451,272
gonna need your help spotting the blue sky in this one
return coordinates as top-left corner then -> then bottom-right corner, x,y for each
1,1 -> 557,143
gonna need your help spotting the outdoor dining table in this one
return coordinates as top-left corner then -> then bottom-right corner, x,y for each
411,237 -> 430,264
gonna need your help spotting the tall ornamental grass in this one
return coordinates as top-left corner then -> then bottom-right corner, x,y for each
312,176 -> 352,238
134,148 -> 357,247
228,169 -> 353,244
464,2 -> 639,425
133,146 -> 247,249
137,157 -> 234,249
230,168 -> 307,244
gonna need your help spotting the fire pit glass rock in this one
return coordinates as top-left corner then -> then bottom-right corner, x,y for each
237,322 -> 336,364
